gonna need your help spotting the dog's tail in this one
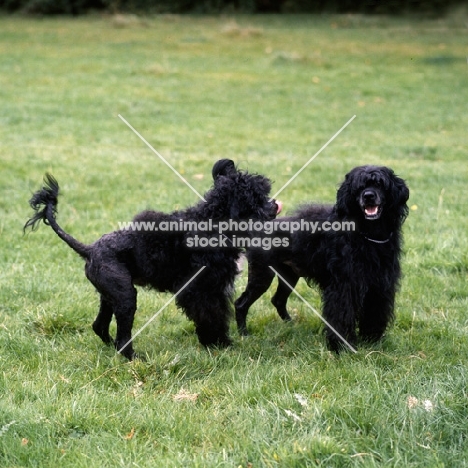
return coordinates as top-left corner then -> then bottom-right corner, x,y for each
24,174 -> 91,259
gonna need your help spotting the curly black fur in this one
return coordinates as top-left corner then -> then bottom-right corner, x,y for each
235,165 -> 409,352
25,160 -> 280,360
24,174 -> 58,230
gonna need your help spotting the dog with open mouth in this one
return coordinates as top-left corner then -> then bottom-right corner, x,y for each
235,165 -> 409,352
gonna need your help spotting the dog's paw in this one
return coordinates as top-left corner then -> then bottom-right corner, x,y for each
119,349 -> 139,361
92,323 -> 114,345
237,324 -> 249,336
326,330 -> 357,354
209,336 -> 233,348
129,351 -> 147,362
114,341 -> 137,361
201,336 -> 232,349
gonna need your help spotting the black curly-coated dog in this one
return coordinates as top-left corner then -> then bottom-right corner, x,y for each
235,165 -> 409,352
24,160 -> 281,360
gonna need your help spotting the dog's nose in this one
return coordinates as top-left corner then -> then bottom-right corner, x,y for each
363,190 -> 376,202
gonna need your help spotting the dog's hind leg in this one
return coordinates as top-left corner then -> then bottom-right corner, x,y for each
92,296 -> 114,345
112,286 -> 138,360
235,262 -> 275,335
86,261 -> 138,360
271,264 -> 298,322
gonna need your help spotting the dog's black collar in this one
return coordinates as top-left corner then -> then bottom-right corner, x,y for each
362,232 -> 393,244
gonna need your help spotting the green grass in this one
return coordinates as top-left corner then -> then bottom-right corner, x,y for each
1,12 -> 468,467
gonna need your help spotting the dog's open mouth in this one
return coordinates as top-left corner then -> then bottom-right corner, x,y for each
363,204 -> 381,220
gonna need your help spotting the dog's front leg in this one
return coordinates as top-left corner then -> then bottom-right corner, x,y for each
177,289 -> 232,347
359,286 -> 395,343
321,284 -> 358,352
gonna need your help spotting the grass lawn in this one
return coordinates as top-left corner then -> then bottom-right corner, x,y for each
1,12 -> 468,467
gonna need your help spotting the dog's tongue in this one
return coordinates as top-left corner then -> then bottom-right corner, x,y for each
276,200 -> 283,214
365,206 -> 378,216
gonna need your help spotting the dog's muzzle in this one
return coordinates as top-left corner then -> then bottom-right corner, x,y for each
266,199 -> 282,220
275,200 -> 283,215
360,189 -> 382,220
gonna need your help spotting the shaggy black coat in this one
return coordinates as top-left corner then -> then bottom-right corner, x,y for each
24,160 -> 280,360
235,165 -> 409,352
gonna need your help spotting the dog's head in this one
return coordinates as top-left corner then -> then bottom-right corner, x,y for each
208,159 -> 281,220
336,165 -> 409,225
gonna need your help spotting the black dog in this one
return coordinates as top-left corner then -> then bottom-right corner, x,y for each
235,165 -> 409,352
24,160 -> 281,360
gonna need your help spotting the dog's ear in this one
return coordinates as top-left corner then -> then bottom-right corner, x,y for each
212,159 -> 236,180
392,175 -> 409,206
207,173 -> 240,219
229,198 -> 240,220
335,173 -> 355,217
390,172 -> 410,223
